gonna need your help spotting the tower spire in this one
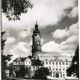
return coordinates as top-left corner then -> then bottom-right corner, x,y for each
33,21 -> 40,33
32,22 -> 41,60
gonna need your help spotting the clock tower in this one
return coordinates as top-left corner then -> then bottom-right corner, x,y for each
32,22 -> 41,60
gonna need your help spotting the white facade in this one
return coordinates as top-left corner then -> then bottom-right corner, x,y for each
42,59 -> 72,79
13,57 -> 32,70
24,58 -> 32,66
13,57 -> 31,66
38,52 -> 76,79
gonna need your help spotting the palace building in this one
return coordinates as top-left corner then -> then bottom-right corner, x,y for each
13,23 -> 77,79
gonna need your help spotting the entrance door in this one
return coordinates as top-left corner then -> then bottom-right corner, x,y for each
56,72 -> 59,78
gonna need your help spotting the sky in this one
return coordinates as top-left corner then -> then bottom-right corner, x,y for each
2,0 -> 78,63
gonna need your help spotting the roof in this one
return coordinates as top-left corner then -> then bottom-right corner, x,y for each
21,57 -> 28,61
13,57 -> 29,62
39,52 -> 72,61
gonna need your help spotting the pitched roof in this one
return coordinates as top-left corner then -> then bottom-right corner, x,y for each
13,57 -> 29,62
21,57 -> 28,61
39,52 -> 72,61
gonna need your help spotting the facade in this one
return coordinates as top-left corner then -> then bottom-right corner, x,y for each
12,23 -> 77,79
13,56 -> 74,79
13,57 -> 32,69
42,58 -> 72,79
13,57 -> 40,71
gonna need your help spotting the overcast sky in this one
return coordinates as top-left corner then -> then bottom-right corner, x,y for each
2,0 -> 78,63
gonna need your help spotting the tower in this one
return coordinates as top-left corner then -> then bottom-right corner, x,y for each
32,22 -> 41,60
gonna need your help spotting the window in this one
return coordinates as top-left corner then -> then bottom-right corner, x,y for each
59,72 -> 62,77
59,68 -> 61,70
49,62 -> 51,65
29,61 -> 30,64
59,62 -> 61,65
46,62 -> 48,64
18,62 -> 19,65
56,62 -> 58,65
63,74 -> 65,77
66,62 -> 68,65
53,75 -> 55,77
